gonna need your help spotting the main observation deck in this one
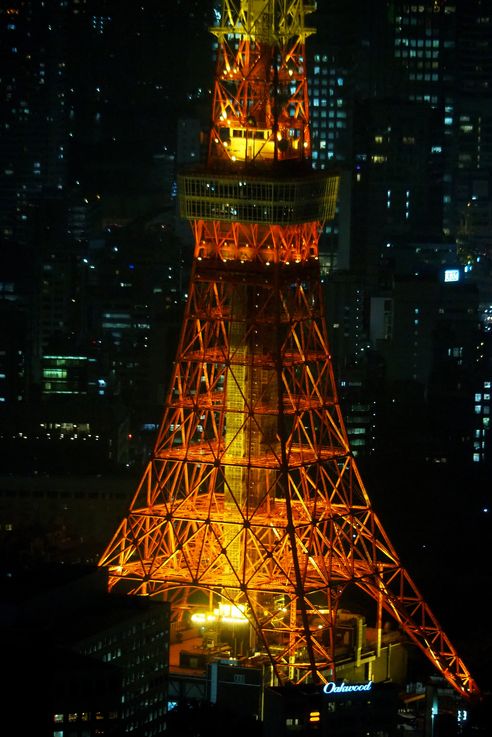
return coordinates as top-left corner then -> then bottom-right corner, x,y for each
178,166 -> 339,226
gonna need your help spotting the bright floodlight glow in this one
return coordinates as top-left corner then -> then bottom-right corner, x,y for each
191,602 -> 248,626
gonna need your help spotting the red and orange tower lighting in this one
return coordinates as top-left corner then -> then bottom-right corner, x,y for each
99,0 -> 479,697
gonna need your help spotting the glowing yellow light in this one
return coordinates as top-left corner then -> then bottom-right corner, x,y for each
191,603 -> 248,627
216,602 -> 248,623
191,612 -> 207,624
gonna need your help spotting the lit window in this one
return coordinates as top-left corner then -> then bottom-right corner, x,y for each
286,717 -> 301,726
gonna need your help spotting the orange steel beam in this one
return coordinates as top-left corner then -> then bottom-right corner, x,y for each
98,0 -> 480,699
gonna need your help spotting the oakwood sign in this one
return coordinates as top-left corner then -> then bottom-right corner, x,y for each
323,681 -> 373,695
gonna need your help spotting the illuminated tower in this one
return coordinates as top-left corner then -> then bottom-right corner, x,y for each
99,0 -> 479,699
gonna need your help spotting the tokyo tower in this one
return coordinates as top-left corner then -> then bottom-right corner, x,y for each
99,0 -> 479,699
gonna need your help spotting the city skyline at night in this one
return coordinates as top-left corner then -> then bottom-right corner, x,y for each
0,1 -> 491,734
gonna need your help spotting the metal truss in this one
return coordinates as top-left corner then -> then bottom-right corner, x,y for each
100,220 -> 479,697
209,1 -> 312,164
99,0 -> 479,701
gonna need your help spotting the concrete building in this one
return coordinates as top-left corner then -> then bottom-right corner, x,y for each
1,564 -> 170,736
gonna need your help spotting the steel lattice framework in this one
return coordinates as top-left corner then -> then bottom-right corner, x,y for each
99,0 -> 479,698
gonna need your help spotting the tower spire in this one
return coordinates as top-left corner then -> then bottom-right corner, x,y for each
99,0 -> 479,698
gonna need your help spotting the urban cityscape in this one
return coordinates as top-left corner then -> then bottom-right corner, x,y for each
1,1 -> 492,735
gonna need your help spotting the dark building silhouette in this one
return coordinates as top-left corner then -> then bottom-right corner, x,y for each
1,564 -> 170,736
304,0 -> 492,468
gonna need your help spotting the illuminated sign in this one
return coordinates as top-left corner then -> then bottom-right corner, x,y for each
323,681 -> 373,695
444,269 -> 460,283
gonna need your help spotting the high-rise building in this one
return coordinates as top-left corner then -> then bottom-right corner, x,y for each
2,564 -> 170,735
301,1 -> 492,465
454,1 -> 492,263
0,2 -> 67,242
